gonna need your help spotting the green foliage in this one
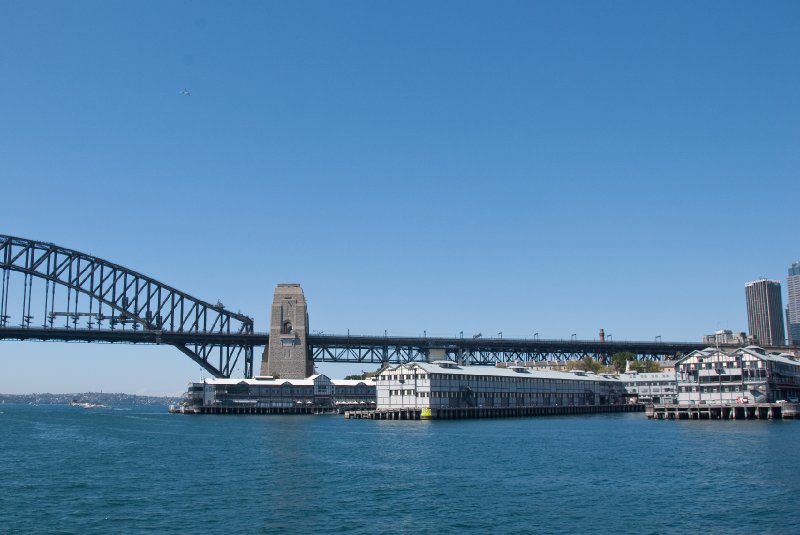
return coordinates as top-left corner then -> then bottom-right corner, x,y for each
343,370 -> 379,381
568,356 -> 603,373
609,352 -> 662,373
611,352 -> 635,373
628,360 -> 661,373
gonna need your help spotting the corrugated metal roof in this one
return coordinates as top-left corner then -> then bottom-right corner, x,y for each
195,375 -> 373,387
382,361 -> 620,383
676,346 -> 800,367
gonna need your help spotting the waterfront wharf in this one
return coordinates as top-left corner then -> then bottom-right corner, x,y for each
646,403 -> 800,420
346,408 -> 422,420
345,404 -> 642,420
169,405 -> 336,415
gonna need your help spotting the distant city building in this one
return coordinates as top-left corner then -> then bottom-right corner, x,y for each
745,279 -> 785,345
701,330 -> 752,346
657,360 -> 678,374
675,346 -> 800,405
788,262 -> 800,345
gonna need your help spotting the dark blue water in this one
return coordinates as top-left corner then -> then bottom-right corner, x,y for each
2,405 -> 799,534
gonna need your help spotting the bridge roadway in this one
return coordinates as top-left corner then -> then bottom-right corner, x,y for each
308,334 -> 705,364
0,326 -> 708,366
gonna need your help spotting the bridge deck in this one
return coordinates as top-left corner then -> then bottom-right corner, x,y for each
2,326 -> 793,372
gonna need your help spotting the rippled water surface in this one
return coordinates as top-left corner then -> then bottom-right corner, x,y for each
2,404 -> 799,534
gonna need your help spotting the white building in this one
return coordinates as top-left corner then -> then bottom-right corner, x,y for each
676,346 -> 800,405
376,361 -> 625,410
180,374 -> 376,413
618,372 -> 677,404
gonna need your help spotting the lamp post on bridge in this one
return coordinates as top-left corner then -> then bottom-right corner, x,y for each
655,335 -> 662,342
534,332 -> 539,341
571,333 -> 577,341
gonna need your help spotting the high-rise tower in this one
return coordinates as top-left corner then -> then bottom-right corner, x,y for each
745,279 -> 785,346
787,262 -> 800,345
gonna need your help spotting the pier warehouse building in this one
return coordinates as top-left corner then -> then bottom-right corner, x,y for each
376,361 -> 626,414
675,346 -> 800,405
617,371 -> 678,404
178,375 -> 376,414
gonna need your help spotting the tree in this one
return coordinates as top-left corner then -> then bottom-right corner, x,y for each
568,356 -> 603,373
629,360 -> 661,373
611,352 -> 635,373
343,370 -> 379,380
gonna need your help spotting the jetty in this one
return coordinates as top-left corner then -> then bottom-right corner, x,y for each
345,404 -> 642,420
646,402 -> 800,420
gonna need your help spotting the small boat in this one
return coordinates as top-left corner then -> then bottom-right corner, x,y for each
69,400 -> 108,409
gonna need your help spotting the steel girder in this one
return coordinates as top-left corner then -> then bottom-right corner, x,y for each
0,234 -> 254,378
307,335 -> 705,366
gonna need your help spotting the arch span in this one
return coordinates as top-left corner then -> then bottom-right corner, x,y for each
0,234 -> 255,377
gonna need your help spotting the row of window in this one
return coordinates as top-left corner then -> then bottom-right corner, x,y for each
677,371 -> 767,383
382,374 -> 606,386
381,374 -> 429,381
679,385 -> 747,393
383,387 -> 615,396
681,361 -> 765,370
387,390 -> 594,399
218,387 -> 373,396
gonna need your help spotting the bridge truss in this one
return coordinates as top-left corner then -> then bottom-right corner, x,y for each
308,335 -> 705,366
1,234 -> 723,379
0,235 -> 255,378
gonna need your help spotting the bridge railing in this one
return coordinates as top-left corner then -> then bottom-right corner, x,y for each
307,334 -> 706,365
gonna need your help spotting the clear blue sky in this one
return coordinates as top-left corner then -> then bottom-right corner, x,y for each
1,1 -> 798,395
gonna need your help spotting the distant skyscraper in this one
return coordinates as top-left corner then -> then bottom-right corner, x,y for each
787,262 -> 800,346
745,279 -> 785,346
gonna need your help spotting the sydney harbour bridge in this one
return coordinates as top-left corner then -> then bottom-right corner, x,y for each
0,234 -> 710,379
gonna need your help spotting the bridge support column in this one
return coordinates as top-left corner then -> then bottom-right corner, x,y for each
428,348 -> 446,363
260,284 -> 313,379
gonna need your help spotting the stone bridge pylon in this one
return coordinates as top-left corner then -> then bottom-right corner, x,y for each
260,284 -> 313,379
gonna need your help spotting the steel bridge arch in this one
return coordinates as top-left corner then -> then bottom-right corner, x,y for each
0,234 -> 254,377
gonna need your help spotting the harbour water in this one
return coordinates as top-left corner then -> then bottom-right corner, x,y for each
2,404 -> 800,534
